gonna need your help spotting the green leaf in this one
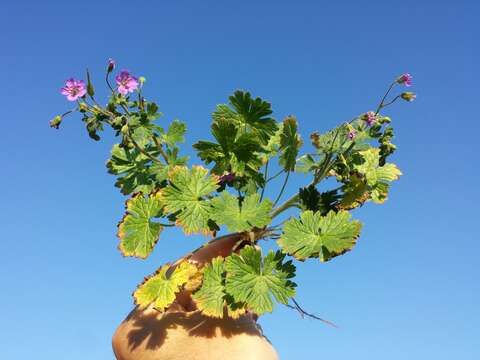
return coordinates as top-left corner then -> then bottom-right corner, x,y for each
211,192 -> 273,232
212,103 -> 242,123
338,174 -> 370,210
279,116 -> 303,171
310,124 -> 351,154
117,193 -> 164,258
106,144 -> 157,195
228,90 -> 278,144
279,210 -> 362,262
192,257 -> 226,318
160,119 -> 186,147
353,148 -> 402,186
259,122 -> 283,163
149,155 -> 188,184
295,154 -> 320,173
134,262 -> 198,311
299,185 -> 341,215
162,166 -> 219,235
371,182 -> 390,204
193,118 -> 263,177
225,246 -> 296,315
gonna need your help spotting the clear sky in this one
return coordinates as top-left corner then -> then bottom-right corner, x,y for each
1,0 -> 478,359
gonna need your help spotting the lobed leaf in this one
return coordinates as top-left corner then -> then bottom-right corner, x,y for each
224,246 -> 296,315
133,261 -> 198,311
211,192 -> 273,233
191,257 -> 226,318
193,118 -> 263,177
279,210 -> 362,262
228,90 -> 278,144
279,116 -> 303,171
353,148 -> 402,186
107,144 -> 157,195
117,192 -> 164,258
162,166 -> 219,234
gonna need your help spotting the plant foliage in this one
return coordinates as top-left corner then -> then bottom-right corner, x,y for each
51,61 -> 413,320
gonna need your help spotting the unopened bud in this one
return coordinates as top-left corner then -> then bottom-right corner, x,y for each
78,102 -> 89,112
400,92 -> 416,102
107,58 -> 116,73
86,69 -> 95,97
49,115 -> 62,129
139,76 -> 146,86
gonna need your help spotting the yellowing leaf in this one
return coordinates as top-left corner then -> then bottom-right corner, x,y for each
133,261 -> 198,311
117,193 -> 164,258
354,148 -> 402,186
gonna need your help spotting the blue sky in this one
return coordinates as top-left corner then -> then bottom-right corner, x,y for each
1,0 -> 478,359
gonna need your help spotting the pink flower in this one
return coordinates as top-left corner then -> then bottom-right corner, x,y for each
365,111 -> 376,127
397,73 -> 413,87
348,129 -> 357,140
115,70 -> 139,95
60,78 -> 86,101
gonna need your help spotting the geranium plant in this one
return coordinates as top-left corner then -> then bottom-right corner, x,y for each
51,60 -> 414,321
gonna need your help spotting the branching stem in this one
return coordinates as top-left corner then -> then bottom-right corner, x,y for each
285,298 -> 338,328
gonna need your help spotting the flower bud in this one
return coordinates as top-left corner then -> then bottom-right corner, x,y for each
400,92 -> 416,102
49,115 -> 62,129
107,58 -> 116,73
346,124 -> 357,140
139,76 -> 146,86
86,69 -> 95,97
78,102 -> 89,112
121,124 -> 129,135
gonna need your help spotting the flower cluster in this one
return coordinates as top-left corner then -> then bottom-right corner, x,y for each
60,59 -> 139,100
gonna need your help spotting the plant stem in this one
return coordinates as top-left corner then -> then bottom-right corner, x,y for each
260,160 -> 269,201
381,94 -> 401,108
266,169 -> 285,183
273,171 -> 290,207
127,128 -> 163,164
106,72 -> 115,94
285,299 -> 338,327
375,81 -> 396,115
152,136 -> 170,164
270,192 -> 299,219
